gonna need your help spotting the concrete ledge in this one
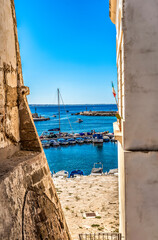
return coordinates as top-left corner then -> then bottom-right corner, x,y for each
113,121 -> 122,144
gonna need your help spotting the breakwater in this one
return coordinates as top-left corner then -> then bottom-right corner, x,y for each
72,111 -> 117,116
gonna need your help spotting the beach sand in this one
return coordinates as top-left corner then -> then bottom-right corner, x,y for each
53,175 -> 119,240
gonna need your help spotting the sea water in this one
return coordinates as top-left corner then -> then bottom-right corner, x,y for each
30,104 -> 118,175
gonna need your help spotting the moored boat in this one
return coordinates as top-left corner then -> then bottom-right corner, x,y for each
70,170 -> 83,178
111,137 -> 117,143
67,138 -> 76,144
58,138 -> 69,145
41,140 -> 50,148
92,134 -> 103,144
76,137 -> 84,144
50,139 -> 59,146
103,136 -> 110,142
91,162 -> 103,176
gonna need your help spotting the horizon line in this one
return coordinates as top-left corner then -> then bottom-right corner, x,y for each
29,103 -> 117,106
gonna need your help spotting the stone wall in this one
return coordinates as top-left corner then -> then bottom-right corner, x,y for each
0,0 -> 72,239
0,151 -> 71,240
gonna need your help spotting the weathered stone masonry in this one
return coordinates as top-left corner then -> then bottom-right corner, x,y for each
0,0 -> 72,239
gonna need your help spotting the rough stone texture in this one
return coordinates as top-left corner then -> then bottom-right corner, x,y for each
0,151 -> 71,240
0,0 -> 41,151
0,0 -> 72,239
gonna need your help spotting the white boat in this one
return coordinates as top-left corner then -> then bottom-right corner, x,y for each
111,137 -> 117,142
91,162 -> 103,176
53,170 -> 69,178
50,139 -> 59,147
103,136 -> 110,142
74,133 -> 80,137
58,139 -> 69,145
41,140 -> 50,148
92,134 -> 103,144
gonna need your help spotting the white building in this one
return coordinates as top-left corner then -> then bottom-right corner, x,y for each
110,0 -> 158,239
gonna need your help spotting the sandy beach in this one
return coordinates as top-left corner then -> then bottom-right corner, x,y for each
53,175 -> 119,240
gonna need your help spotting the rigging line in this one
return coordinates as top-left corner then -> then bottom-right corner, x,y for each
59,92 -> 74,134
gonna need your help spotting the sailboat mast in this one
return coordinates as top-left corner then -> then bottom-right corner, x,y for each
57,88 -> 61,132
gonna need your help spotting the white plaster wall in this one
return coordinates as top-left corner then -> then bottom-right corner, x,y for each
118,142 -> 125,238
123,0 -> 158,150
125,151 -> 158,240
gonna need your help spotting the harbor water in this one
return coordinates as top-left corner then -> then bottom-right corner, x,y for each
30,104 -> 118,175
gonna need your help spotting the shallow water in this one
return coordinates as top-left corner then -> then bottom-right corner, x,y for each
30,104 -> 118,175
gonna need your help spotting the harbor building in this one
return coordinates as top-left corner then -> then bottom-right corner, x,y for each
110,0 -> 158,239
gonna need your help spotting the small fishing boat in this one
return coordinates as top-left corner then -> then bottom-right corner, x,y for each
103,136 -> 110,142
32,112 -> 50,122
74,133 -> 80,137
92,134 -> 103,144
91,162 -> 103,176
70,170 -> 83,178
67,138 -> 76,144
79,132 -> 85,136
58,138 -> 69,145
50,139 -> 59,147
40,131 -> 50,139
111,137 -> 117,143
84,137 -> 92,143
53,170 -> 69,178
52,115 -> 56,117
76,118 -> 83,123
106,133 -> 114,139
41,140 -> 50,148
76,137 -> 84,144
86,132 -> 92,136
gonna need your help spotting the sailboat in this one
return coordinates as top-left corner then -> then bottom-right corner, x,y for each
48,89 -> 74,136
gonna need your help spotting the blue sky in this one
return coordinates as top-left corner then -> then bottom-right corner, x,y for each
14,0 -> 117,104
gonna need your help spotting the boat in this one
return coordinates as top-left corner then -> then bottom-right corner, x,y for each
74,133 -> 80,137
58,139 -> 69,145
79,132 -> 85,136
67,138 -> 76,144
52,115 -> 56,117
53,170 -> 69,178
103,136 -> 110,142
84,137 -> 92,143
41,140 -> 50,148
91,162 -> 103,176
111,137 -> 117,143
32,110 -> 50,122
50,139 -> 59,147
70,170 -> 83,178
76,137 -> 84,144
40,131 -> 50,139
106,133 -> 114,139
92,133 -> 103,144
48,89 -> 74,137
76,118 -> 83,123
